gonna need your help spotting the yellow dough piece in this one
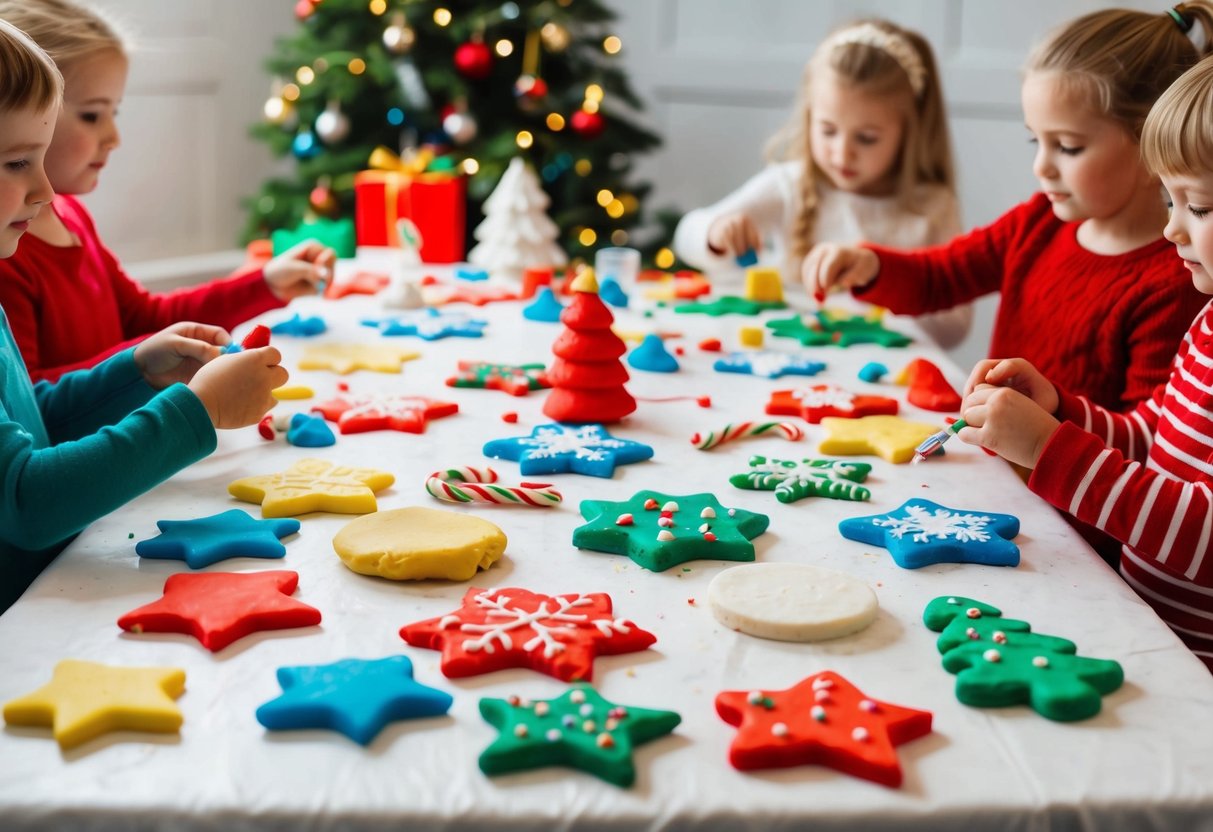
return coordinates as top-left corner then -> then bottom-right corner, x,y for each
3,659 -> 185,750
272,384 -> 314,400
298,343 -> 421,374
229,458 -> 396,518
818,415 -> 938,464
333,507 -> 507,580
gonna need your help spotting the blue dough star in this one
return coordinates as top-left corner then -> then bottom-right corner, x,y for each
713,351 -> 826,379
270,313 -> 327,337
484,423 -> 654,478
838,498 -> 1020,569
363,308 -> 487,340
135,509 -> 300,569
256,655 -> 453,745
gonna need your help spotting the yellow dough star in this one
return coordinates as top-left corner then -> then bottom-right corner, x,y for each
818,415 -> 939,464
298,343 -> 421,374
229,458 -> 396,518
3,659 -> 185,750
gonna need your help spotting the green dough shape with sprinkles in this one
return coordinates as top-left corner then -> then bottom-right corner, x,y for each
478,684 -> 681,787
573,491 -> 769,571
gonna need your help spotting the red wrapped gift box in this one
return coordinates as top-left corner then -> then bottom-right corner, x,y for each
354,167 -> 466,263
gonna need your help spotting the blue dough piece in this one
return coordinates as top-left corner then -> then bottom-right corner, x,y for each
713,351 -> 826,379
287,412 -> 336,447
735,248 -> 758,267
271,313 -> 327,337
858,361 -> 888,383
256,656 -> 453,745
484,423 -> 654,478
628,333 -> 679,373
364,308 -> 487,340
221,341 -> 243,354
599,277 -> 629,308
455,266 -> 489,281
135,509 -> 300,569
838,498 -> 1020,569
523,287 -> 564,322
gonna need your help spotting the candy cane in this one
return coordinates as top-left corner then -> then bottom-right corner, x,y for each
690,421 -> 803,451
425,466 -> 563,507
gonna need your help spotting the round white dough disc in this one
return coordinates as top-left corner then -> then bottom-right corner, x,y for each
707,562 -> 878,642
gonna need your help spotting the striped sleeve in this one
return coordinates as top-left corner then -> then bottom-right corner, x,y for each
1053,385 -> 1162,462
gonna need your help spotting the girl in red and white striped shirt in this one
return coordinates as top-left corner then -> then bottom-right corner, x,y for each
957,53 -> 1213,672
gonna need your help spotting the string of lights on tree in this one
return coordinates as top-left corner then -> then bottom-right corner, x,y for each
246,0 -> 670,263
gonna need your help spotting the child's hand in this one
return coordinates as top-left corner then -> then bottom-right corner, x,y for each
133,322 -> 230,390
963,357 -> 1059,414
706,214 -> 761,258
187,347 -> 289,429
263,239 -> 336,300
801,244 -> 879,302
958,385 -> 1060,469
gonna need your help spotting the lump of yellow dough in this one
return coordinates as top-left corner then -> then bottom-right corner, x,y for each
3,659 -> 185,749
229,458 -> 395,518
298,343 -> 420,374
818,414 -> 938,464
333,507 -> 507,581
272,384 -> 314,400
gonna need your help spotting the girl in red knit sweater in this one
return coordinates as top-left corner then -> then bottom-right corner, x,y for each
804,5 -> 1213,414
957,52 -> 1213,673
0,0 -> 336,383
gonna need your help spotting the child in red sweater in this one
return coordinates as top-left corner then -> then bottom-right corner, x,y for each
804,5 -> 1213,413
0,0 -> 335,383
956,50 -> 1213,673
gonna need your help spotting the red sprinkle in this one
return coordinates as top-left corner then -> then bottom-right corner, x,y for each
501,411 -> 519,423
687,597 -> 696,605
615,513 -> 634,526
674,346 -> 685,356
643,498 -> 659,510
696,396 -> 712,408
337,381 -> 350,392
421,274 -> 439,286
698,337 -> 722,352
814,290 -> 825,303
703,531 -> 717,542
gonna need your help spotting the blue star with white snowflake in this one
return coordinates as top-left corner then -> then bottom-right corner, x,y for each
713,351 -> 827,379
135,509 -> 300,569
838,498 -> 1020,569
255,655 -> 453,745
483,423 -> 654,478
362,308 -> 487,340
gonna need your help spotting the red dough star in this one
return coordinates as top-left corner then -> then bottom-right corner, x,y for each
716,670 -> 932,787
400,586 -> 656,682
311,393 -> 459,434
118,571 -> 322,652
324,271 -> 389,299
766,384 -> 899,424
428,283 -> 519,306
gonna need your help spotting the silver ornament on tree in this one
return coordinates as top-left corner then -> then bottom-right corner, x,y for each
314,100 -> 350,144
442,101 -> 477,145
383,11 -> 415,55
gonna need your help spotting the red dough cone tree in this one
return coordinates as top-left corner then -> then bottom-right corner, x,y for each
543,269 -> 636,424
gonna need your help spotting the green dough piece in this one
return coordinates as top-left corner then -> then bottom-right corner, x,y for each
574,491 -> 769,572
478,684 -> 681,787
729,455 -> 871,504
673,296 -> 786,316
766,312 -> 912,347
923,595 -> 1075,655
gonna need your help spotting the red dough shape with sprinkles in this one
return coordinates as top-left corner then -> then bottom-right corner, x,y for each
399,586 -> 656,682
117,571 -> 321,652
766,385 -> 899,424
716,670 -> 932,788
312,393 -> 459,434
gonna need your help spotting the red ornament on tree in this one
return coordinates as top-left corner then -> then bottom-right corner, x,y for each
294,0 -> 316,20
570,108 -> 606,139
543,269 -> 636,424
454,40 -> 493,80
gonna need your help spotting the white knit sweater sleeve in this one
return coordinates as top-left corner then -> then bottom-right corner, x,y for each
913,186 -> 974,350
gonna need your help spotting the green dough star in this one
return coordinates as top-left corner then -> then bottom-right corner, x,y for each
573,490 -> 769,571
673,295 -> 786,316
729,455 -> 872,504
766,311 -> 911,347
478,684 -> 681,787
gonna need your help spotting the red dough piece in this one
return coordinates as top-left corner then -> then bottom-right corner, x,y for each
766,385 -> 899,423
400,586 -> 656,682
544,388 -> 638,424
698,338 -> 723,352
545,359 -> 630,388
715,670 -> 932,788
241,324 -> 272,350
312,394 -> 459,434
257,414 -> 276,440
902,358 -> 961,412
117,571 -> 321,652
551,328 -> 627,361
521,266 -> 554,299
325,271 -> 390,299
432,283 -> 519,306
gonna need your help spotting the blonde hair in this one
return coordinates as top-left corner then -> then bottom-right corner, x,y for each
0,0 -> 125,73
769,19 -> 955,263
0,18 -> 62,113
1141,53 -> 1213,177
1025,3 -> 1213,140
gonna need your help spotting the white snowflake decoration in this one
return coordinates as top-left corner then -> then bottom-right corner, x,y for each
792,385 -> 855,412
873,505 -> 994,544
521,426 -> 626,463
440,590 -> 632,658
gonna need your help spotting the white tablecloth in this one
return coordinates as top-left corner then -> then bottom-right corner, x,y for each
2,253 -> 1212,832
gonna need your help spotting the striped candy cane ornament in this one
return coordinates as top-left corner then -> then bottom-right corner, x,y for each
690,421 -> 804,451
425,466 -> 563,507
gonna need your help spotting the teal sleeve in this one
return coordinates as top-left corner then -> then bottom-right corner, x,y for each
0,382 -> 216,551
33,348 -> 156,443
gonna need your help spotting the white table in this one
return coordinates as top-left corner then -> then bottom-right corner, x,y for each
2,254 -> 1211,832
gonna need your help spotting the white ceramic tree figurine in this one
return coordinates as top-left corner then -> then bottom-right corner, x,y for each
467,157 -> 567,281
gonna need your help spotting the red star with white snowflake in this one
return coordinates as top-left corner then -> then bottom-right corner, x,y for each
399,586 -> 656,681
716,670 -> 932,787
766,384 -> 899,424
117,571 -> 322,652
323,270 -> 390,299
311,393 -> 458,434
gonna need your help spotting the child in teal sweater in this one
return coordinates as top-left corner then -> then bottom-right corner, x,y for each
0,20 -> 287,613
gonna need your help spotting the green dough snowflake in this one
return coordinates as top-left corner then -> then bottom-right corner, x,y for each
766,310 -> 911,347
573,490 -> 769,572
729,455 -> 872,504
673,295 -> 786,316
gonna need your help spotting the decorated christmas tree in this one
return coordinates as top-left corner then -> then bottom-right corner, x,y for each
244,0 -> 663,264
468,157 -> 567,280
